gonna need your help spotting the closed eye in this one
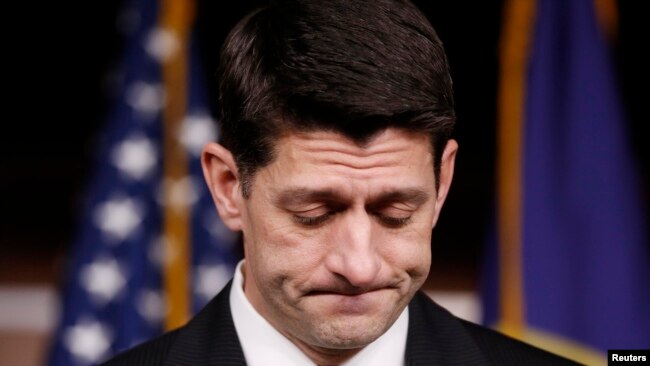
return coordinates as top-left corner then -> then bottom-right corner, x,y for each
293,212 -> 335,226
371,205 -> 415,228
375,214 -> 412,228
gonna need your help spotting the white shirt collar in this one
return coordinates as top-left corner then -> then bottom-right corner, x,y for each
230,260 -> 408,366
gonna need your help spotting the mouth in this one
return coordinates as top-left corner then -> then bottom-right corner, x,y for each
308,289 -> 368,296
306,280 -> 402,296
306,284 -> 391,296
305,287 -> 395,302
303,289 -> 391,314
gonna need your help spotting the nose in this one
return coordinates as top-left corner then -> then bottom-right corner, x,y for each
325,209 -> 382,289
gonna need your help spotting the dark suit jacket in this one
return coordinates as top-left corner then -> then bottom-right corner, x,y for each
103,282 -> 578,365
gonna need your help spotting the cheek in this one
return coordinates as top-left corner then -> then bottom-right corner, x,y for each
379,227 -> 432,278
245,207 -> 325,279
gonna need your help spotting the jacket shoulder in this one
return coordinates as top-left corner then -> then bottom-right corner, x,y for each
407,292 -> 580,365
100,282 -> 244,365
100,329 -> 180,366
459,320 -> 581,365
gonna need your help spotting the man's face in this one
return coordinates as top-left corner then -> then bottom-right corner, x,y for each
207,128 -> 456,353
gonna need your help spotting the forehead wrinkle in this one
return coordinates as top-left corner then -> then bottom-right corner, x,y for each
316,151 -> 406,171
281,133 -> 432,171
272,186 -> 431,209
258,129 -> 436,202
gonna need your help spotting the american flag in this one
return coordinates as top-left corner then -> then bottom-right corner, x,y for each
47,0 -> 239,364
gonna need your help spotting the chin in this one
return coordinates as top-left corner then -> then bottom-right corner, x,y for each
308,314 -> 391,349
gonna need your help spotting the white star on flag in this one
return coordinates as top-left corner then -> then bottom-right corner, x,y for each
126,81 -> 165,116
136,289 -> 167,325
194,264 -> 231,302
63,319 -> 112,364
158,176 -> 200,211
147,235 -> 168,267
93,196 -> 144,241
179,113 -> 218,156
111,136 -> 158,180
145,27 -> 180,62
79,257 -> 127,304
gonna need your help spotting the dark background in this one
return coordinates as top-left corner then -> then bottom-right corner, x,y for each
1,1 -> 647,290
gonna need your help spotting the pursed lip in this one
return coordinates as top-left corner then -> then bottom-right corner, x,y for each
304,281 -> 402,297
303,288 -> 394,314
307,289 -> 380,297
305,284 -> 401,299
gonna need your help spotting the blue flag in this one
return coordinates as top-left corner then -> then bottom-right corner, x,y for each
485,0 -> 650,363
47,1 -> 239,364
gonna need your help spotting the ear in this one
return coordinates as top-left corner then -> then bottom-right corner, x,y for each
431,139 -> 458,228
201,142 -> 243,231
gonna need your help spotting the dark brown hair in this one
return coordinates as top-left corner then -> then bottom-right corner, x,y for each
218,0 -> 455,197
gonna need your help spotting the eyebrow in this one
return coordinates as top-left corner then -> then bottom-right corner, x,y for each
273,187 -> 431,208
273,188 -> 340,207
367,189 -> 431,209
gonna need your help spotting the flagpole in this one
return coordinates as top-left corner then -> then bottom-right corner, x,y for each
160,0 -> 195,331
496,0 -> 536,338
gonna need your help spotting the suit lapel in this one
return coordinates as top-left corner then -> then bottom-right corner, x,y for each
405,291 -> 491,366
164,281 -> 246,366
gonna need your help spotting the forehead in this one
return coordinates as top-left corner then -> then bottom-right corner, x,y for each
254,128 -> 435,195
